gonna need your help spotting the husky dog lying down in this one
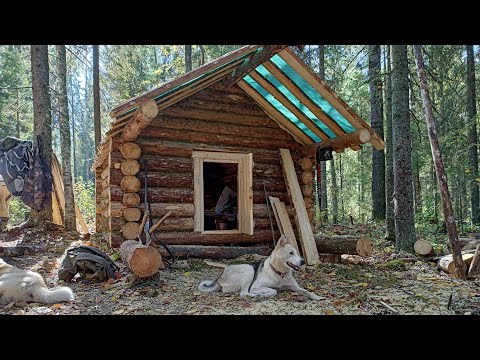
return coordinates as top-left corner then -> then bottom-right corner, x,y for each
0,257 -> 74,304
198,235 -> 323,300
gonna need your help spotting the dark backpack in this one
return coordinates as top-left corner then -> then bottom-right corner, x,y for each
58,245 -> 120,282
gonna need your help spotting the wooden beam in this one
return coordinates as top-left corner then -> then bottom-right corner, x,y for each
298,129 -> 372,157
110,45 -> 262,118
237,80 -> 313,145
249,70 -> 330,142
268,196 -> 299,253
223,45 -> 288,88
278,48 -> 385,151
262,61 -> 346,138
279,148 -> 319,265
121,99 -> 159,142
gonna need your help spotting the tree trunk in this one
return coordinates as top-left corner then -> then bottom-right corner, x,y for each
331,157 -> 338,224
93,45 -> 101,150
185,45 -> 192,72
369,45 -> 386,220
55,45 -> 76,232
391,45 -> 416,253
466,45 -> 479,225
318,45 -> 328,222
29,45 -> 53,224
314,235 -> 373,256
119,240 -> 164,278
413,45 -> 465,279
384,45 -> 395,240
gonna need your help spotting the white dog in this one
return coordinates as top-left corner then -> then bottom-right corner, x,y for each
0,257 -> 74,304
198,235 -> 322,300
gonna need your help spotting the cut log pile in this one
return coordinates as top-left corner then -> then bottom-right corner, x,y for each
436,238 -> 480,278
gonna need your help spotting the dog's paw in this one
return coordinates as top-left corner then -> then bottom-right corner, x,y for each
311,293 -> 325,301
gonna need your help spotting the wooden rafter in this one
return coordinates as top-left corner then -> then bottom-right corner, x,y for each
279,48 -> 385,151
248,70 -> 330,142
110,45 -> 262,118
237,80 -> 313,145
298,129 -> 372,157
223,45 -> 289,88
262,60 -> 346,138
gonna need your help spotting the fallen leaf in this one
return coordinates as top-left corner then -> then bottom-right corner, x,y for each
51,303 -> 62,309
111,253 -> 120,262
112,309 -> 125,315
327,272 -> 336,276
183,271 -> 191,277
325,309 -> 336,315
332,299 -> 346,307
183,309 -> 199,315
359,283 -> 368,287
111,296 -> 118,301
306,284 -> 316,291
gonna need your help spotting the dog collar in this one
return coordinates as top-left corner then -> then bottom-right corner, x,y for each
270,263 -> 287,278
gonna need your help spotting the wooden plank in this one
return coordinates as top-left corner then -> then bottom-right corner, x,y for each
275,201 -> 299,253
262,60 -> 346,138
279,148 -> 319,265
249,70 -> 330,142
249,71 -> 330,140
110,45 -> 262,118
239,153 -> 254,235
193,157 -> 203,232
223,45 -> 289,87
237,80 -> 313,145
279,48 -> 385,151
268,196 -> 284,235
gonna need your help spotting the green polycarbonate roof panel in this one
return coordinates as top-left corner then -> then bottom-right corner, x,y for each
243,75 -> 320,142
255,64 -> 335,138
269,54 -> 356,134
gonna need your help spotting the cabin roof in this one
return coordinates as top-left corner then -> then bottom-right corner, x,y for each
93,45 -> 384,170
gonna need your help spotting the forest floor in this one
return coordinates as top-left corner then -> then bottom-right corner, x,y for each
1,224 -> 480,315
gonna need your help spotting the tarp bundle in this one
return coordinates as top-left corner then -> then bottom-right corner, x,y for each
0,136 -> 33,196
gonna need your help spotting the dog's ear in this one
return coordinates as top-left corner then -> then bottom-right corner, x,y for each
277,235 -> 288,247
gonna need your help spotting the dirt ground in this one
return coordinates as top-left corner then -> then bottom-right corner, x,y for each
1,226 -> 480,315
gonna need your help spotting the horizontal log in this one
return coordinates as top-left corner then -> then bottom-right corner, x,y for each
298,157 -> 314,171
121,175 -> 141,193
152,217 -> 194,231
142,127 -> 300,150
123,193 -> 140,207
181,95 -> 266,117
124,207 -> 141,222
161,106 -> 279,129
301,171 -> 314,185
122,221 -> 140,240
299,129 -> 372,157
135,138 -> 289,164
111,185 -> 193,203
151,116 -> 293,141
314,235 -> 373,257
156,244 -> 272,259
120,240 -> 164,278
111,169 -> 193,188
154,230 -> 280,245
112,202 -> 195,218
121,159 -> 140,176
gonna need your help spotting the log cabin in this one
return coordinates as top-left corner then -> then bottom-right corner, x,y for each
93,45 -> 384,265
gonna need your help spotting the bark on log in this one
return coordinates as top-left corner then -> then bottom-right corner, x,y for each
120,142 -> 141,159
301,171 -> 314,185
154,229 -> 279,245
414,239 -> 434,256
299,129 -> 372,157
298,157 -> 314,171
123,207 -> 141,222
156,244 -> 272,259
119,240 -> 164,278
111,170 -> 193,188
142,126 -> 300,150
123,193 -> 140,207
461,239 -> 480,251
122,221 -> 140,240
121,99 -> 159,142
438,253 -> 473,274
314,235 -> 373,257
121,159 -> 140,176
121,175 -> 141,193
467,244 -> 480,278
318,253 -> 342,263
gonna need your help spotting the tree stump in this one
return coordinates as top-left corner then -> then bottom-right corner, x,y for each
120,240 -> 165,278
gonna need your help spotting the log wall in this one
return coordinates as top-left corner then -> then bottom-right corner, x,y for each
98,82 -> 307,248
